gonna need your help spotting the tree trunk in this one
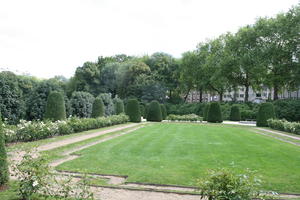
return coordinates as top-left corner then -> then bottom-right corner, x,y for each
245,85 -> 249,102
219,92 -> 223,102
273,84 -> 279,100
199,89 -> 203,103
184,88 -> 191,102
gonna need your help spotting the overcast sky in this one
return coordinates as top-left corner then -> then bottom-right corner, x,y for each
0,0 -> 299,78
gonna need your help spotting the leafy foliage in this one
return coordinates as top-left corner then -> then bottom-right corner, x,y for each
114,99 -> 124,115
146,100 -> 162,122
91,98 -> 105,118
273,99 -> 300,122
70,91 -> 94,118
160,104 -> 167,120
98,93 -> 114,116
203,104 -> 210,121
167,114 -> 202,122
257,103 -> 275,127
207,102 -> 223,123
268,119 -> 300,135
44,92 -> 66,121
125,99 -> 141,122
0,113 -> 8,186
229,105 -> 241,121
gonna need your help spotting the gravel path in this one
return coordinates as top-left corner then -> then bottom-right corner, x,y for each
255,127 -> 300,141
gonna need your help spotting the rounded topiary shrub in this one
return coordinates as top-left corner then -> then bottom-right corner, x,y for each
203,103 -> 210,121
0,113 -> 9,186
115,99 -> 124,115
125,99 -> 141,122
207,102 -> 223,123
147,101 -> 162,122
256,103 -> 275,127
44,91 -> 66,121
91,98 -> 105,118
229,105 -> 241,121
160,104 -> 167,120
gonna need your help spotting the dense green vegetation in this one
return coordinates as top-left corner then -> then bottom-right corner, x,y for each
44,91 -> 66,121
91,98 -> 105,118
0,113 -> 8,186
229,105 -> 241,121
57,123 -> 300,193
125,99 -> 141,122
146,101 -> 162,122
114,99 -> 124,114
207,102 -> 223,123
160,104 -> 167,120
257,103 -> 275,127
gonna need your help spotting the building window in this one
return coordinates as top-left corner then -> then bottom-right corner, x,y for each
256,93 -> 261,97
240,88 -> 245,91
240,94 -> 244,98
263,93 -> 267,97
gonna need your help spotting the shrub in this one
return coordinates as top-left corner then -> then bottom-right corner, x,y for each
3,114 -> 129,143
0,113 -> 9,186
160,104 -> 167,120
273,99 -> 300,122
44,91 -> 66,121
125,99 -> 141,122
144,104 -> 149,119
70,91 -> 94,118
268,119 -> 300,135
167,114 -> 202,122
91,98 -> 104,118
115,99 -> 124,114
229,105 -> 241,121
147,100 -> 162,122
207,102 -> 223,123
256,103 -> 275,127
98,93 -> 114,116
203,104 -> 210,121
198,168 -> 265,200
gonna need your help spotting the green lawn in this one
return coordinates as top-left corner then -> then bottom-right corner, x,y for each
57,123 -> 300,193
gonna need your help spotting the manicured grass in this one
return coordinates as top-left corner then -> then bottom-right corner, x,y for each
57,123 -> 300,193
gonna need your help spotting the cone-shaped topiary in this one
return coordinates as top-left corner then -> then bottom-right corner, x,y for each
256,103 -> 275,127
160,104 -> 167,120
115,99 -> 124,115
125,99 -> 141,122
147,100 -> 162,122
229,105 -> 241,121
0,113 -> 9,186
44,91 -> 66,121
207,102 -> 223,123
139,105 -> 145,118
203,103 -> 210,121
91,98 -> 105,118
144,104 -> 149,119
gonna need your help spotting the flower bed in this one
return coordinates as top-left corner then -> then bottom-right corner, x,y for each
3,114 -> 129,143
166,114 -> 203,122
267,119 -> 300,135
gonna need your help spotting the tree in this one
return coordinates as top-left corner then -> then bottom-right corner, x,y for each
0,112 -> 9,186
147,100 -> 162,122
44,91 -> 66,121
98,93 -> 114,116
229,105 -> 241,121
125,99 -> 141,122
114,99 -> 124,114
257,103 -> 275,127
91,98 -> 105,118
0,71 -> 25,124
70,91 -> 94,118
207,102 -> 223,123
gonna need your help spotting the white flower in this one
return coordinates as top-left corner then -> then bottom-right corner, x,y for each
32,180 -> 38,187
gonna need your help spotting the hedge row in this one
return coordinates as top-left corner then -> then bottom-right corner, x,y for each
267,119 -> 300,135
167,114 -> 203,122
3,114 -> 129,143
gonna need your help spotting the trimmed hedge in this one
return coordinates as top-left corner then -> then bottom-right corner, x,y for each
207,102 -> 223,123
229,105 -> 241,121
44,91 -> 66,121
115,99 -> 124,115
0,113 -> 9,186
125,99 -> 141,122
160,104 -> 167,120
256,103 -> 275,127
167,114 -> 203,122
91,98 -> 105,118
3,114 -> 129,143
203,104 -> 210,121
139,105 -> 145,118
147,101 -> 162,122
268,119 -> 300,135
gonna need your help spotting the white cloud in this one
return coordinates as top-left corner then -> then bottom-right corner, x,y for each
0,0 -> 298,78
